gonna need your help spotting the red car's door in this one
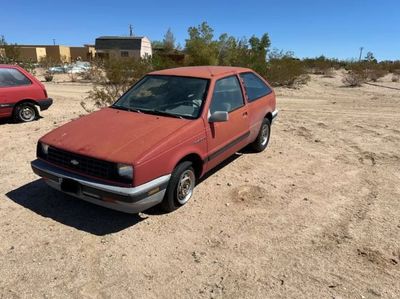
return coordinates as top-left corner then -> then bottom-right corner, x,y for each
204,75 -> 250,171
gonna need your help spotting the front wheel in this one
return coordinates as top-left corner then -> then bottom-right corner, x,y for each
250,118 -> 271,152
160,161 -> 196,212
14,103 -> 39,123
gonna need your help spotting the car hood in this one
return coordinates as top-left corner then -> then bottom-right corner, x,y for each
40,107 -> 189,164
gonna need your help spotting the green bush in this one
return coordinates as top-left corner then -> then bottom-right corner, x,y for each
303,56 -> 335,76
266,50 -> 309,87
82,58 -> 152,111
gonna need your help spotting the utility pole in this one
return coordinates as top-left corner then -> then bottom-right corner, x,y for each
358,47 -> 364,61
53,38 -> 56,45
129,24 -> 133,37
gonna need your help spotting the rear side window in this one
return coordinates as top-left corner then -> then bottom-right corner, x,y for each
0,68 -> 32,87
210,76 -> 244,114
240,72 -> 272,102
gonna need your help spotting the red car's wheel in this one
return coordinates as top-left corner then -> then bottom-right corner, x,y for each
160,161 -> 196,212
14,103 -> 38,123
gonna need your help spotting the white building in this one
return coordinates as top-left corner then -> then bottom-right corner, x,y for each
95,36 -> 152,59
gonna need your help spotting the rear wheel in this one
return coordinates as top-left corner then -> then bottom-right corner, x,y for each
251,118 -> 271,152
161,161 -> 196,212
14,102 -> 38,123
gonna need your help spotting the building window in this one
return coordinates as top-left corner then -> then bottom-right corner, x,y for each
120,51 -> 129,57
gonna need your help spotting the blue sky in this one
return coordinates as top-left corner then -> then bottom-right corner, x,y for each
2,0 -> 399,61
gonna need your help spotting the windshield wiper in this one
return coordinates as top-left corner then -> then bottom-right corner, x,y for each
146,110 -> 185,119
111,105 -> 142,113
111,106 -> 187,119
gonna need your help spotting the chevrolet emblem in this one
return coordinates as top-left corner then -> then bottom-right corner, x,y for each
71,159 -> 79,166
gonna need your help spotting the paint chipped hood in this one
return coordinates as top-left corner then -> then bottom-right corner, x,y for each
39,107 -> 189,165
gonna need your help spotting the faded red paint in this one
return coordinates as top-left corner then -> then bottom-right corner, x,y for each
0,64 -> 49,119
38,66 -> 276,186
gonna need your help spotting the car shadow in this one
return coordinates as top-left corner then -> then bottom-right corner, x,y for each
6,179 -> 145,236
0,117 -> 13,125
0,116 -> 43,125
145,152 -> 243,215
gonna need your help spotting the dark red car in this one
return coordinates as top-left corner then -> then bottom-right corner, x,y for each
32,66 -> 277,213
0,64 -> 52,122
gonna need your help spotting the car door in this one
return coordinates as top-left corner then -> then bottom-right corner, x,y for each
0,67 -> 33,118
204,75 -> 250,170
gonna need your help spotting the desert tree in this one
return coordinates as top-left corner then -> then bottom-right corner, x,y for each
163,28 -> 176,52
185,22 -> 219,65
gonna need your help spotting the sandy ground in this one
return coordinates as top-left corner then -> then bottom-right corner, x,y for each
0,72 -> 399,298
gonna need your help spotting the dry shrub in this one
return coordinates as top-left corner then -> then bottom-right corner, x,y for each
367,68 -> 388,82
266,55 -> 309,87
303,56 -> 342,77
342,63 -> 368,87
392,75 -> 399,82
68,72 -> 78,82
342,71 -> 364,87
81,58 -> 152,112
44,73 -> 53,82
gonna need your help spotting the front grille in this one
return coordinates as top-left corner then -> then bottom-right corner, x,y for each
39,145 -> 129,184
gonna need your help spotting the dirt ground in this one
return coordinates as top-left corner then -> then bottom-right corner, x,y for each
0,72 -> 399,298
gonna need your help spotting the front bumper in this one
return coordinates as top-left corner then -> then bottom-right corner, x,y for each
31,159 -> 170,214
38,98 -> 53,111
272,109 -> 278,122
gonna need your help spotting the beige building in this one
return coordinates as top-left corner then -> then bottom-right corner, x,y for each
44,45 -> 71,63
95,36 -> 152,59
19,47 -> 46,62
16,45 -> 71,62
70,47 -> 89,61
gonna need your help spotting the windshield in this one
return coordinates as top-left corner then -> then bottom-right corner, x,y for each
112,75 -> 209,119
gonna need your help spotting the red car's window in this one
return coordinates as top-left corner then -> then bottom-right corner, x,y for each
113,75 -> 209,119
209,76 -> 244,114
240,72 -> 272,102
0,68 -> 32,87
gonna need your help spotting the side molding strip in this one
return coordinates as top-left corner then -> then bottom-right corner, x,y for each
206,131 -> 250,162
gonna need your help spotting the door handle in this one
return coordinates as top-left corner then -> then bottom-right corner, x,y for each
242,111 -> 248,117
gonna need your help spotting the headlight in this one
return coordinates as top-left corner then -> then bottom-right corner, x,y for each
40,142 -> 49,155
117,163 -> 133,180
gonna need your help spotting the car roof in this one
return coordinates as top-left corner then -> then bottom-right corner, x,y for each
0,64 -> 21,69
149,66 -> 253,79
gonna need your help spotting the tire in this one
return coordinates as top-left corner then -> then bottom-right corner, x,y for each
251,118 -> 271,152
13,102 -> 38,123
160,161 -> 196,212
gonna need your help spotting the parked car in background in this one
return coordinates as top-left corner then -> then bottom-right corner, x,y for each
48,61 -> 91,74
0,65 -> 53,122
31,66 -> 277,213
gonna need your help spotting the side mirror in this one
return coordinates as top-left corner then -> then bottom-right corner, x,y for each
208,111 -> 229,123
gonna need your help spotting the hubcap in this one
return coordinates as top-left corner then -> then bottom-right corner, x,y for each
261,124 -> 270,146
176,169 -> 195,205
20,106 -> 35,121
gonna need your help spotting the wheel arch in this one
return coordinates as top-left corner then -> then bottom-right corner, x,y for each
174,153 -> 204,179
12,99 -> 40,112
265,111 -> 273,123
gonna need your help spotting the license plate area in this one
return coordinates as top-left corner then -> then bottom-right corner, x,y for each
61,178 -> 80,194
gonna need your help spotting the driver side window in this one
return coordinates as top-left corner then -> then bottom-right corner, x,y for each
209,76 -> 244,114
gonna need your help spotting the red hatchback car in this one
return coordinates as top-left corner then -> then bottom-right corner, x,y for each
0,65 -> 52,122
32,66 -> 277,213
